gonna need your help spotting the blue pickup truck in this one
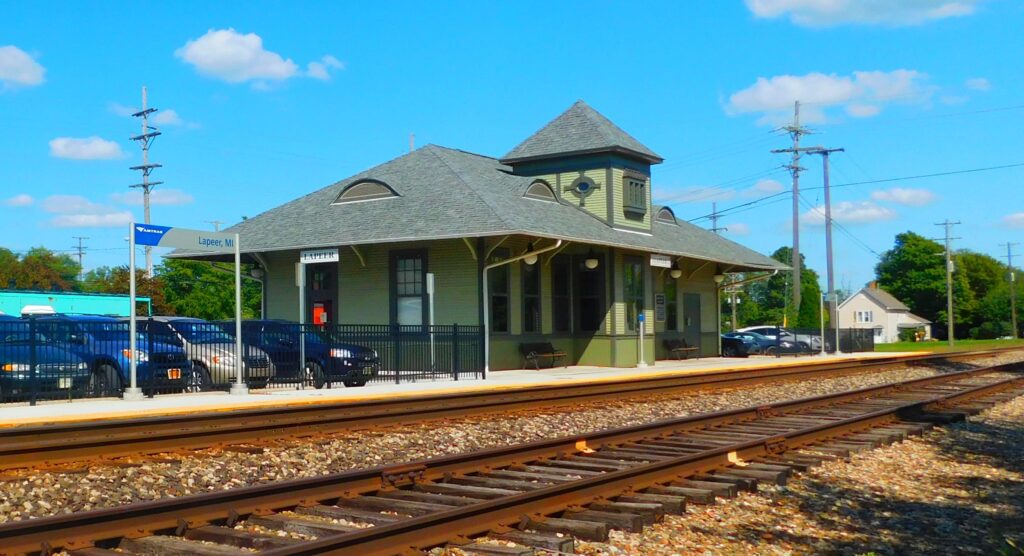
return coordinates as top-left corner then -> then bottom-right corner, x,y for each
34,315 -> 190,396
0,315 -> 92,400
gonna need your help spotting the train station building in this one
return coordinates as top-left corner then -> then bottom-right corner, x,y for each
176,101 -> 784,370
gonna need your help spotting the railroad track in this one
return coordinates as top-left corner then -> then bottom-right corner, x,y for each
1,361 -> 1021,556
0,348 -> 1019,472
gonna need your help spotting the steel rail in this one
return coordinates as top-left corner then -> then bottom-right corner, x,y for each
0,347 -> 1018,472
0,361 -> 1020,555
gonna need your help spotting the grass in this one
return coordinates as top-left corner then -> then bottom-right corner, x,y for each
875,338 -> 1024,353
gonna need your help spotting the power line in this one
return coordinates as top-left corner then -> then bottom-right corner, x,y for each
690,160 -> 1024,222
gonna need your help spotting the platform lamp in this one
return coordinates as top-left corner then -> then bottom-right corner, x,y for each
670,263 -> 682,280
523,242 -> 538,265
713,274 -> 725,286
250,266 -> 265,279
584,249 -> 600,270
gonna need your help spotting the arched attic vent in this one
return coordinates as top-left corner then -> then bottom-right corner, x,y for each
524,179 -> 557,201
655,206 -> 677,225
333,179 -> 398,204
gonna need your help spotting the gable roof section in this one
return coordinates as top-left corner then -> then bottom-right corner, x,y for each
171,145 -> 782,271
840,286 -> 911,312
501,100 -> 663,164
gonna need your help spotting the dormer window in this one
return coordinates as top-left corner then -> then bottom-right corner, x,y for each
623,172 -> 647,217
334,179 -> 398,204
525,180 -> 557,201
656,206 -> 677,225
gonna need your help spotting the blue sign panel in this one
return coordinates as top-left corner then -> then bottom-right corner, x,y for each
133,224 -> 172,247
133,223 -> 237,253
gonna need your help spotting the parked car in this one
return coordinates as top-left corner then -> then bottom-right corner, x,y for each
222,320 -> 379,388
720,335 -> 751,357
721,332 -> 762,355
33,314 -> 189,396
737,326 -> 818,352
0,315 -> 92,400
127,317 -> 276,392
727,331 -> 808,355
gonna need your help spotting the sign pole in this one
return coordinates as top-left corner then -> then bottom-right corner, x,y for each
125,222 -> 144,400
637,313 -> 647,368
427,273 -> 435,371
299,262 -> 306,389
230,233 -> 248,395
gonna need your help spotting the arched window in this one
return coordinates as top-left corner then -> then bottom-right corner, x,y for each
656,206 -> 677,225
525,180 -> 556,201
334,179 -> 398,204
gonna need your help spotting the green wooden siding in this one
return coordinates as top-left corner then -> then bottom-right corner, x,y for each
610,168 -> 652,231
556,169 -> 607,222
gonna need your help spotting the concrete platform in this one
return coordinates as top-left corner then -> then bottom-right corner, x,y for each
0,352 -> 918,427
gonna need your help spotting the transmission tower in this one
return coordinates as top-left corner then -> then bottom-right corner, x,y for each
771,101 -> 812,316
72,236 -> 88,281
709,202 -> 728,234
129,86 -> 163,277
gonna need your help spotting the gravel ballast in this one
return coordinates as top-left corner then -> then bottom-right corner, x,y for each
577,388 -> 1024,555
0,353 -> 1021,524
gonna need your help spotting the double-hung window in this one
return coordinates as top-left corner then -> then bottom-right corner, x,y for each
552,256 -> 571,333
522,261 -> 541,333
624,256 -> 645,332
489,248 -> 510,333
664,276 -> 678,331
391,251 -> 427,327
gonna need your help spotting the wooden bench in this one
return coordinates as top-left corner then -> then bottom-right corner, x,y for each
519,342 -> 567,370
663,338 -> 700,360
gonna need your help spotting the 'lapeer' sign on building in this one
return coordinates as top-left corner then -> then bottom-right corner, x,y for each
133,224 -> 237,252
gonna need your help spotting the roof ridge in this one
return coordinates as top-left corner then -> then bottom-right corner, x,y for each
426,147 -> 519,230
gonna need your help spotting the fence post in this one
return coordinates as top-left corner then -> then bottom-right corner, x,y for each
393,323 -> 402,385
146,324 -> 155,398
28,316 -> 37,406
452,324 -> 460,381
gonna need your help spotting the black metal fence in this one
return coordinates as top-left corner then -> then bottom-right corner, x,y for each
788,327 -> 876,353
0,317 -> 483,405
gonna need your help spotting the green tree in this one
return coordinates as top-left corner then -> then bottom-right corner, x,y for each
744,246 -> 822,329
81,265 -> 174,315
10,247 -> 79,291
0,248 -> 18,289
158,259 -> 261,320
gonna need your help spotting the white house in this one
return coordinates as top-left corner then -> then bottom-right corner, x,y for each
838,283 -> 931,344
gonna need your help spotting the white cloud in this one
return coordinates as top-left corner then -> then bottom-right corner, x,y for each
965,77 -> 991,91
176,28 -> 343,86
0,45 -> 45,89
306,55 -> 344,80
724,222 -> 751,236
749,178 -> 785,195
109,103 -> 197,128
49,136 -> 123,160
802,200 -> 897,226
111,189 -> 194,206
152,109 -> 183,126
870,187 -> 936,206
108,102 -> 136,117
1001,213 -> 1024,229
727,69 -> 931,124
2,194 -> 33,207
745,0 -> 981,27
50,212 -> 134,228
41,194 -> 133,228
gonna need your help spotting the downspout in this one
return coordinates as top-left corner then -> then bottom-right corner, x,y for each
251,253 -> 270,319
482,239 -> 563,378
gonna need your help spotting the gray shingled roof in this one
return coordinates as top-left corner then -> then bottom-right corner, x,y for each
171,145 -> 783,272
861,287 -> 911,311
501,100 -> 663,164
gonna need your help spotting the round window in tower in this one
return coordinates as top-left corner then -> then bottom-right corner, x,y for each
572,177 -> 596,197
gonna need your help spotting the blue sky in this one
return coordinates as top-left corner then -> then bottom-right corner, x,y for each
1,0 -> 1022,290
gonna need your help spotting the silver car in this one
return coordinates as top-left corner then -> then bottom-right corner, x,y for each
132,317 -> 276,392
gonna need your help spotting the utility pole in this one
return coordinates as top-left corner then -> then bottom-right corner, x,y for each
129,86 -> 163,278
805,146 -> 844,350
935,220 -> 961,346
709,202 -> 728,234
772,101 -> 811,319
206,220 -> 224,232
1001,242 -> 1020,339
72,236 -> 88,282
409,133 -> 415,153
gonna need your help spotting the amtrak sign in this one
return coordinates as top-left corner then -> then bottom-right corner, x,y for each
126,221 -> 248,400
133,224 -> 237,253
